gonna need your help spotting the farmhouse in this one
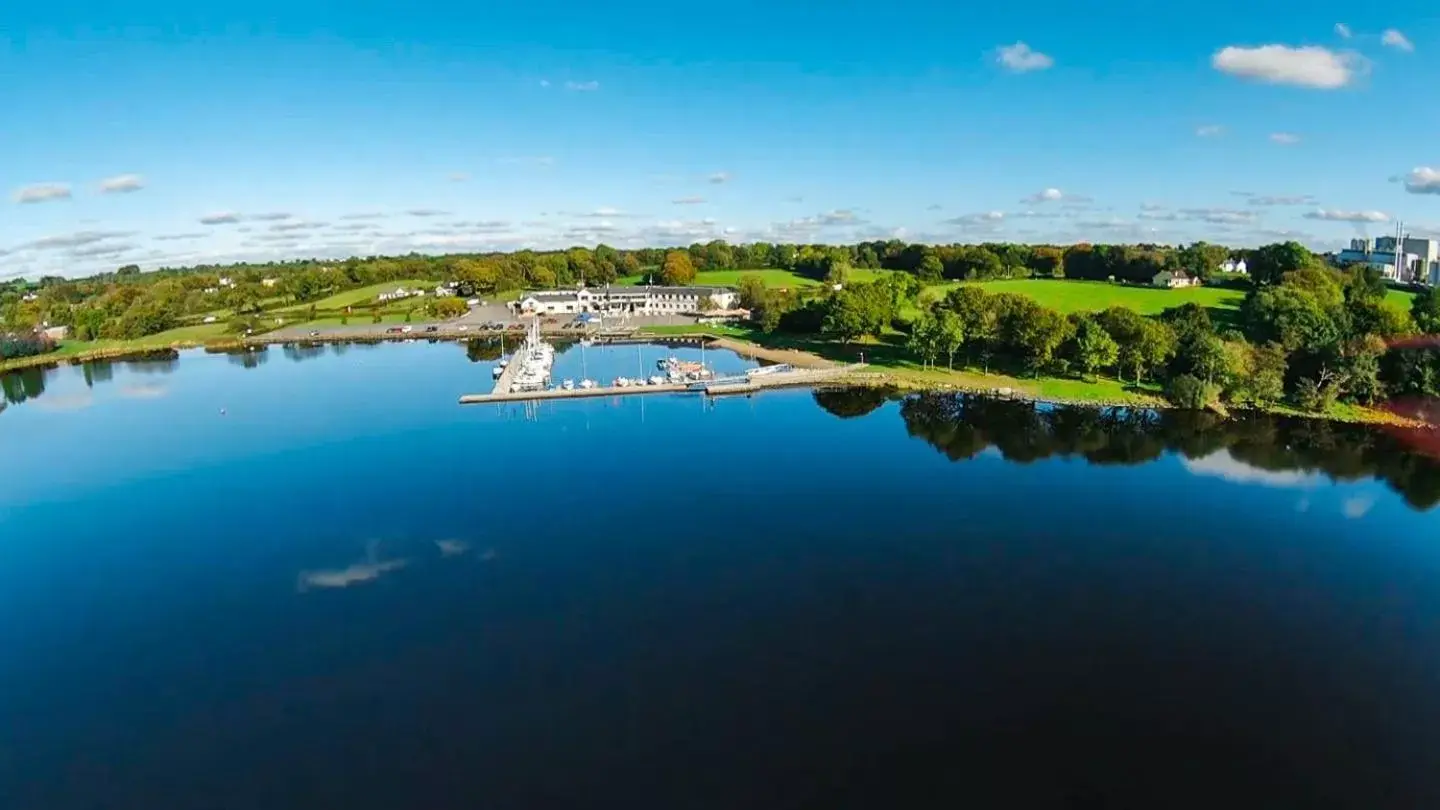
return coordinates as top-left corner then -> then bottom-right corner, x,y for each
1152,270 -> 1199,289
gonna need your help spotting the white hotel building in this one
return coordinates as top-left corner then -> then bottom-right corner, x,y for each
513,285 -> 737,316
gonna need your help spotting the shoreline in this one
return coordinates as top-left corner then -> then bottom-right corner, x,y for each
2,328 -> 1432,430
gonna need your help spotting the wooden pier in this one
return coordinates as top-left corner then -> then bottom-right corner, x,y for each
459,365 -> 862,405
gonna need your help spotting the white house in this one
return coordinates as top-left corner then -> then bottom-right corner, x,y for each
377,287 -> 414,303
21,293 -> 38,302
513,285 -> 737,316
433,285 -> 456,297
1152,270 -> 1200,289
1220,258 -> 1247,274
218,277 -> 234,287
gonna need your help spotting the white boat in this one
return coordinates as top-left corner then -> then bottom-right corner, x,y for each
562,379 -> 575,390
491,365 -> 503,379
648,375 -> 664,386
579,379 -> 597,389
614,377 -> 631,388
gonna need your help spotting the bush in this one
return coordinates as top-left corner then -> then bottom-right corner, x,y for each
1166,373 -> 1218,410
0,332 -> 56,360
1293,377 -> 1338,413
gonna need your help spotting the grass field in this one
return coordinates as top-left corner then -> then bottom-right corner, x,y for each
616,268 -> 894,289
918,279 -> 1246,316
296,279 -> 442,310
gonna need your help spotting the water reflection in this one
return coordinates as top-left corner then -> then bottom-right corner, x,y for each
899,392 -> 1440,510
812,386 -> 892,419
463,338 -> 501,363
2,367 -> 47,405
297,541 -> 408,591
281,343 -> 328,363
122,351 -> 179,374
435,539 -> 470,557
222,347 -> 269,369
80,361 -> 114,388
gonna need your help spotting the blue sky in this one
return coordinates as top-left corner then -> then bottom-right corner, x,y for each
4,0 -> 1440,277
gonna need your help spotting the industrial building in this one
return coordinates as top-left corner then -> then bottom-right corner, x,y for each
1334,234 -> 1440,284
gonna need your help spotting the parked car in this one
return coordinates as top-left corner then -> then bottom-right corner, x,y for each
385,326 -> 404,334
456,325 -> 469,332
400,325 -> 414,334
309,330 -> 320,337
424,326 -> 439,333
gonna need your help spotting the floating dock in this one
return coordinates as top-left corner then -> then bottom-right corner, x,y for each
459,365 -> 861,405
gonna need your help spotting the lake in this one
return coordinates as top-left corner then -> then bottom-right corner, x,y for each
3,340 -> 1439,809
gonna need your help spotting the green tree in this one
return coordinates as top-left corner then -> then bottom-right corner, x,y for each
1166,374 -> 1219,409
1412,287 -> 1440,334
1247,342 -> 1288,405
736,275 -> 767,310
1013,306 -> 1073,375
907,310 -> 942,368
821,293 -> 867,344
1248,241 -> 1316,286
917,255 -> 944,283
1174,242 -> 1230,281
936,309 -> 965,369
1069,316 -> 1118,379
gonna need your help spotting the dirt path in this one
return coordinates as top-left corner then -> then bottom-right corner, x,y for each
708,337 -> 837,369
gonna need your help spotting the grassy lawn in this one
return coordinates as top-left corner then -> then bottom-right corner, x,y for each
919,278 -> 1246,317
616,268 -> 897,290
292,279 -> 441,311
1386,287 -> 1418,312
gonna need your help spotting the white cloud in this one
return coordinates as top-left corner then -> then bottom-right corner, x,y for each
248,212 -> 292,221
153,232 -> 208,241
1196,124 -> 1225,137
1402,167 -> 1440,195
99,174 -> 145,194
538,79 -> 551,88
1182,451 -> 1320,488
406,208 -> 449,217
435,539 -> 470,557
1248,194 -> 1317,206
672,196 -> 706,205
1302,209 -> 1390,223
14,183 -> 72,204
1179,207 -> 1258,225
200,212 -> 241,225
708,171 -> 731,184
1382,29 -> 1414,52
1341,494 -> 1375,519
1334,23 -> 1352,39
1212,45 -> 1359,89
1270,132 -> 1301,145
22,230 -> 135,250
995,42 -> 1054,72
119,383 -> 167,399
298,557 -> 408,591
1023,188 -> 1065,203
565,80 -> 599,91
448,172 -> 469,183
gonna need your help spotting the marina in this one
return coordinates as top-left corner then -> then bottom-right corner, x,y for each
460,365 -> 859,404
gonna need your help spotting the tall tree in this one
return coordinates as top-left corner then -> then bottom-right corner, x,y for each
661,251 -> 697,285
1069,316 -> 1119,379
1411,286 -> 1440,334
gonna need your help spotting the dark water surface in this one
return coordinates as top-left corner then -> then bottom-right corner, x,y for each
3,341 -> 1440,809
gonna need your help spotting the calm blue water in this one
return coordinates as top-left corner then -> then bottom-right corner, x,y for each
2,340 -> 1439,809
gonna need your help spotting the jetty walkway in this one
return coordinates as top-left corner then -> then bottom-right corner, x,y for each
459,365 -> 861,405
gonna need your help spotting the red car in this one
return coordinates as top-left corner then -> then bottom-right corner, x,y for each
385,326 -> 404,334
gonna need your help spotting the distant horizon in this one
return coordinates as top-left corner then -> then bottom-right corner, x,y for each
5,1 -> 1440,278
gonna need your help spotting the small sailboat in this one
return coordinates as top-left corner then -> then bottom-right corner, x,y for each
562,379 -> 575,391
579,379 -> 597,390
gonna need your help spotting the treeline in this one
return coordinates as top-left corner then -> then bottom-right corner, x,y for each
768,259 -> 1438,414
870,392 -> 1440,510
